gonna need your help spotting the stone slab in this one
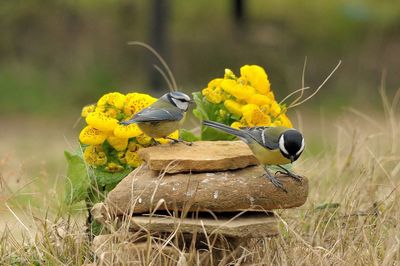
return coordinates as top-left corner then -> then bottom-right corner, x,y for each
122,212 -> 278,238
105,165 -> 308,214
138,141 -> 258,173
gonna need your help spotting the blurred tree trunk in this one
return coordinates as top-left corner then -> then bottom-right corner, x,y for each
233,0 -> 245,26
149,0 -> 170,93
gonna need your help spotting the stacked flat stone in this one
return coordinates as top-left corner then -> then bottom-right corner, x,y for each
91,141 -> 309,264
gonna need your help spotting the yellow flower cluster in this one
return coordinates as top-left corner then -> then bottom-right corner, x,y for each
79,92 -> 179,171
202,65 -> 292,128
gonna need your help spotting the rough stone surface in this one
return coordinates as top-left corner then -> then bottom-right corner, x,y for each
106,165 -> 308,214
91,206 -> 278,238
121,212 -> 278,238
138,141 -> 258,173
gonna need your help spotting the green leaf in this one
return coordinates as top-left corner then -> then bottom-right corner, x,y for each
93,168 -> 131,189
200,126 -> 236,141
192,92 -> 209,120
90,220 -> 104,236
85,167 -> 132,205
192,92 -> 237,141
180,129 -> 200,142
64,151 -> 90,204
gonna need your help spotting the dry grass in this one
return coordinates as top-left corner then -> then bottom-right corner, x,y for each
1,93 -> 400,265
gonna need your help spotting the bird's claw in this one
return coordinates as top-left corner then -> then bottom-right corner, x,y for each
275,170 -> 302,183
260,173 -> 287,193
180,139 -> 193,146
166,137 -> 193,146
152,139 -> 161,146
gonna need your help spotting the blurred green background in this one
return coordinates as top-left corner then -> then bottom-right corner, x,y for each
1,0 -> 399,117
1,0 -> 400,203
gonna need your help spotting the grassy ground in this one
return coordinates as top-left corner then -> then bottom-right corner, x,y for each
0,93 -> 399,264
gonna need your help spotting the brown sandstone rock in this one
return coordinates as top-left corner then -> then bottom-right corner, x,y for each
91,203 -> 278,239
105,165 -> 308,215
119,212 -> 278,238
138,141 -> 258,173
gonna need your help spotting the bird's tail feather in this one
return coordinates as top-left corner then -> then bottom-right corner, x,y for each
202,120 -> 249,140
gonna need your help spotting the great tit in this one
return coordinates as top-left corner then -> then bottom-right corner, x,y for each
121,92 -> 192,143
203,120 -> 305,191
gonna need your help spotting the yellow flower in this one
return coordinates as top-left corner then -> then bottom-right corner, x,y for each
83,145 -> 107,166
270,101 -> 282,116
105,162 -> 124,173
221,80 -> 255,100
224,100 -> 243,116
136,134 -> 153,146
79,126 -> 108,145
123,93 -> 157,116
125,142 -> 143,167
231,121 -> 244,129
242,104 -> 271,126
107,135 -> 128,151
104,108 -> 121,119
246,94 -> 272,106
240,65 -> 271,95
97,92 -> 126,110
86,112 -> 119,132
207,78 -> 224,89
113,123 -> 142,138
202,78 -> 228,104
127,141 -> 141,152
169,130 -> 180,140
224,69 -> 237,80
269,91 -> 275,100
202,87 -> 224,104
117,151 -> 126,164
156,130 -> 179,144
81,104 -> 96,118
277,114 -> 293,128
125,151 -> 142,168
198,64 -> 293,133
269,122 -> 278,127
219,109 -> 227,118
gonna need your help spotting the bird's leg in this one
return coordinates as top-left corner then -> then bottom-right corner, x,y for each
165,136 -> 193,146
152,138 -> 161,146
261,166 -> 287,193
275,165 -> 302,182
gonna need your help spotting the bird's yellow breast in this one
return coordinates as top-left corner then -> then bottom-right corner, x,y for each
248,142 -> 290,165
138,120 -> 181,138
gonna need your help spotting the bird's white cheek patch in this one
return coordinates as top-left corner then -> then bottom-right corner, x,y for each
172,98 -> 189,111
279,135 -> 289,155
296,138 -> 305,156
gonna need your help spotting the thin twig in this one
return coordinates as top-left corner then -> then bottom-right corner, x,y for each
128,41 -> 178,92
279,87 -> 311,105
287,56 -> 308,106
153,64 -> 174,92
283,60 -> 342,109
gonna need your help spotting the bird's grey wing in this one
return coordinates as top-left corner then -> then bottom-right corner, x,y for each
128,107 -> 183,123
243,126 -> 279,150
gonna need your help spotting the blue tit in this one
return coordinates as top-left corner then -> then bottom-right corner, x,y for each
121,92 -> 192,143
203,120 -> 305,191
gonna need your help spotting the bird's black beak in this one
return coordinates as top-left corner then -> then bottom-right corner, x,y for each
290,155 -> 294,164
189,99 -> 195,104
